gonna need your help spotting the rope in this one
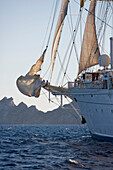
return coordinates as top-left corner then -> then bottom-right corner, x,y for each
55,11 -> 82,85
61,10 -> 83,84
42,63 -> 51,80
65,96 -> 82,119
41,1 -> 55,52
62,42 -> 74,85
46,0 -> 59,47
73,0 -> 113,30
41,89 -> 59,106
68,10 -> 79,62
41,0 -> 59,80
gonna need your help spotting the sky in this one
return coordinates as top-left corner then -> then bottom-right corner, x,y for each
0,0 -> 74,112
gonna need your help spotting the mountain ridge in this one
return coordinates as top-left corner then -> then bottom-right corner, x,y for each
0,97 -> 81,124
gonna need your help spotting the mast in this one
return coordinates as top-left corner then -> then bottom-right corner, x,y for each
110,37 -> 113,69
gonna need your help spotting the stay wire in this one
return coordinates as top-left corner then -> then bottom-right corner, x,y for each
65,96 -> 82,119
68,8 -> 79,62
55,11 -> 82,85
41,0 -> 59,80
61,42 -> 74,85
41,89 -> 59,106
46,0 -> 59,47
41,0 -> 55,52
62,11 -> 83,84
73,0 -> 113,30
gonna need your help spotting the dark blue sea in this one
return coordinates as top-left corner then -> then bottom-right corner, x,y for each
0,125 -> 113,170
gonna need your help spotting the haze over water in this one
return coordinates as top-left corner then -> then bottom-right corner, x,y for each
0,124 -> 113,169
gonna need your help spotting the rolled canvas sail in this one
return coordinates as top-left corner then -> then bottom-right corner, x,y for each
79,0 -> 100,74
16,49 -> 47,98
27,49 -> 47,76
80,0 -> 86,8
80,0 -> 113,8
51,0 -> 69,76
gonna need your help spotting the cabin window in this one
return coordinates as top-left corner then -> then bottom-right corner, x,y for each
83,74 -> 85,80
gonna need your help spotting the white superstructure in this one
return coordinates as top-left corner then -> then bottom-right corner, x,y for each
68,69 -> 113,140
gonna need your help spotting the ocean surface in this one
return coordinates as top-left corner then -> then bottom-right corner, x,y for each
0,125 -> 113,170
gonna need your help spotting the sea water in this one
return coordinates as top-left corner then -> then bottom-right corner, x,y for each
0,125 -> 113,170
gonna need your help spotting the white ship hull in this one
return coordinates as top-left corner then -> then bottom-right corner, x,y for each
70,88 -> 113,141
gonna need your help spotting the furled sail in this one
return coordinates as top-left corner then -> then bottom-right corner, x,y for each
27,48 -> 47,76
80,0 -> 86,8
80,0 -> 113,8
51,0 -> 70,76
16,75 -> 42,98
79,0 -> 100,74
16,49 -> 47,98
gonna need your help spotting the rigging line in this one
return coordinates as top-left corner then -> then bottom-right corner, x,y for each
62,42 -> 74,85
56,12 -> 82,85
47,0 -> 60,47
55,7 -> 75,85
96,2 -> 107,53
68,5 -> 74,32
99,45 -> 109,55
40,91 -> 48,96
41,0 -> 59,77
67,10 -> 79,63
85,7 -> 113,30
42,62 -> 51,79
95,3 -> 110,62
97,2 -> 107,38
65,96 -> 82,119
73,0 -> 113,30
41,89 -> 59,106
55,40 -> 72,85
102,4 -> 110,51
41,0 -> 55,52
95,2 -> 103,38
56,52 -> 68,83
99,3 -> 113,53
64,34 -> 77,73
55,51 -> 70,85
61,72 -> 72,86
54,95 -> 61,106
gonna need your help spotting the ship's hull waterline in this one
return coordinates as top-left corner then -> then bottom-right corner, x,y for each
70,88 -> 113,141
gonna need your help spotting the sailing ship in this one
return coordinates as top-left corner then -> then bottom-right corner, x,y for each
17,0 -> 113,141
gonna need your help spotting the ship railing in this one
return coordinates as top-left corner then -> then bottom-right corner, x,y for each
68,81 -> 103,89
